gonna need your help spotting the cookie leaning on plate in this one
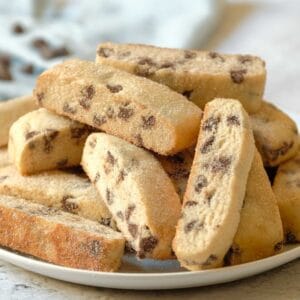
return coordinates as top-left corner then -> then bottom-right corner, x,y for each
225,150 -> 283,265
81,133 -> 181,259
35,59 -> 202,155
250,101 -> 299,167
173,98 -> 255,270
0,95 -> 38,147
9,108 -> 92,175
0,195 -> 124,271
96,42 -> 266,113
0,165 -> 116,228
273,148 -> 300,242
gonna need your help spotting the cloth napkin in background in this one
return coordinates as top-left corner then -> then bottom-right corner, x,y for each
0,0 -> 225,100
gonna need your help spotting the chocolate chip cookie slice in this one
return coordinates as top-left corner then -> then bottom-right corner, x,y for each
251,101 -> 299,167
81,133 -> 181,259
96,42 -> 266,113
34,59 -> 202,155
9,108 -> 91,175
0,165 -> 115,228
273,148 -> 300,243
173,98 -> 255,270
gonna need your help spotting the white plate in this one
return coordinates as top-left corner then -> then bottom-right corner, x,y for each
0,109 -> 299,290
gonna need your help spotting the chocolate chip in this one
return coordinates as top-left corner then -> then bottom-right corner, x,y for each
200,136 -> 215,154
208,51 -> 225,62
116,169 -> 127,184
139,236 -> 158,255
89,139 -> 97,148
61,195 -> 78,213
119,51 -> 131,58
40,46 -> 70,60
25,131 -> 40,140
106,107 -> 115,119
107,151 -> 117,166
128,224 -> 138,238
230,69 -> 247,84
184,201 -> 198,207
202,254 -> 218,266
262,142 -> 294,163
135,57 -> 157,77
118,106 -> 134,120
93,114 -> 107,127
43,129 -> 59,153
182,90 -> 193,99
106,84 -> 123,93
211,156 -> 232,173
142,115 -> 156,129
125,205 -> 136,221
202,116 -> 220,132
79,85 -> 95,110
88,240 -> 101,256
97,47 -> 114,57
184,50 -> 197,59
21,64 -> 34,74
116,211 -> 124,221
286,231 -> 297,243
0,175 -> 8,183
0,55 -> 12,80
160,62 -> 175,69
106,188 -> 114,205
274,241 -> 283,252
63,103 -> 77,114
70,127 -> 87,139
56,159 -> 68,168
194,175 -> 208,193
238,55 -> 252,64
184,220 -> 197,233
227,115 -> 240,126
12,23 -> 25,34
93,172 -> 100,183
138,57 -> 156,66
32,38 -> 48,49
36,92 -> 44,104
100,218 -> 112,226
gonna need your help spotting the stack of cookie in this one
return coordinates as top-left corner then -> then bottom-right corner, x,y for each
0,43 -> 299,272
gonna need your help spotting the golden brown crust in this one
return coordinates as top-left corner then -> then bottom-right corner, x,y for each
96,42 -> 266,113
0,195 -> 124,271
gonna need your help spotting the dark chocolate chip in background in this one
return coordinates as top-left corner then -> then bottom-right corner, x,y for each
106,151 -> 117,166
128,223 -> 138,238
93,114 -> 107,127
100,218 -> 112,227
0,54 -> 11,67
238,55 -> 253,64
194,174 -> 208,193
106,188 -> 114,205
184,50 -> 197,59
12,23 -> 25,34
32,38 -> 49,49
21,64 -> 34,74
208,51 -> 225,62
227,115 -> 240,126
139,236 -> 158,255
184,201 -> 198,207
159,61 -> 175,69
211,156 -> 232,173
63,103 -> 77,115
118,107 -> 134,120
200,136 -> 215,154
25,131 -> 40,140
184,220 -> 197,233
61,195 -> 78,213
117,169 -> 127,184
125,204 -> 136,221
202,116 -> 221,132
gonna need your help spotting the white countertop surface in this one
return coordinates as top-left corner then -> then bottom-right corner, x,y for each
1,0 -> 300,299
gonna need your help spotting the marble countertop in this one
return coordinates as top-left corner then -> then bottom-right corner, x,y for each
1,0 -> 300,299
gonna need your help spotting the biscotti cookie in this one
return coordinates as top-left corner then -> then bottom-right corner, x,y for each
251,101 -> 299,167
157,148 -> 194,201
96,42 -> 266,113
8,108 -> 91,175
225,150 -> 283,265
0,148 -> 9,168
35,59 -> 202,155
0,165 -> 115,228
0,195 -> 124,271
173,98 -> 255,270
273,149 -> 300,242
0,95 -> 38,146
81,133 -> 181,259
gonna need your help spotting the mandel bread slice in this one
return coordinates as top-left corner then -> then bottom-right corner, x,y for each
0,165 -> 116,228
81,132 -> 181,259
0,195 -> 124,271
173,98 -> 255,270
96,42 -> 266,113
35,59 -> 202,155
9,108 -> 92,175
